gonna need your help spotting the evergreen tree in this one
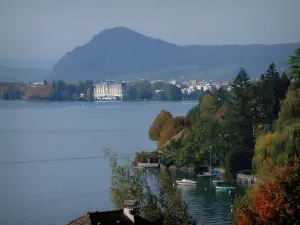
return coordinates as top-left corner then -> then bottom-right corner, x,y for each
221,68 -> 254,179
254,64 -> 290,132
225,68 -> 254,149
287,48 -> 300,80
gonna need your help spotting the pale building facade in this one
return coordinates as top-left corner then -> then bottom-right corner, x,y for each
94,81 -> 127,100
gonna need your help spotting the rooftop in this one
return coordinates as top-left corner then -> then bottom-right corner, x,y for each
67,210 -> 134,225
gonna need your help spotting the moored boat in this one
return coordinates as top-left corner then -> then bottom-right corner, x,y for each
215,182 -> 236,191
197,172 -> 216,177
212,180 -> 225,184
175,178 -> 197,185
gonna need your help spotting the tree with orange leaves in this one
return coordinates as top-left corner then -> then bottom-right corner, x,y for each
234,157 -> 300,225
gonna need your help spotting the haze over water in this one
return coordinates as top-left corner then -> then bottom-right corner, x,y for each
0,101 -> 238,225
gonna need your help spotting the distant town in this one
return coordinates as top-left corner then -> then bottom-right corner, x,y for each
0,78 -> 231,101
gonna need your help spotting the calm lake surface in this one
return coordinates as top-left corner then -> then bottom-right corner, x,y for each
0,101 -> 244,225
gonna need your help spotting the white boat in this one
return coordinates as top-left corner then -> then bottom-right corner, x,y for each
212,180 -> 225,184
175,179 -> 197,185
197,172 -> 216,177
215,183 -> 236,191
197,146 -> 215,178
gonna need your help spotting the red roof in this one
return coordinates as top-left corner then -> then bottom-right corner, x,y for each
215,104 -> 228,122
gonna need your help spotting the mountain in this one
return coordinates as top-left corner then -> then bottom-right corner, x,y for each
48,27 -> 300,82
0,65 -> 49,82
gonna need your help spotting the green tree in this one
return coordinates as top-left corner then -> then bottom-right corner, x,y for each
276,85 -> 300,131
85,80 -> 94,101
213,87 -> 229,109
199,92 -> 216,121
164,84 -> 182,101
152,91 -> 167,101
173,116 -> 189,133
221,68 -> 254,178
255,63 -> 289,130
125,85 -> 138,100
224,68 -> 254,149
104,149 -> 196,225
287,48 -> 300,80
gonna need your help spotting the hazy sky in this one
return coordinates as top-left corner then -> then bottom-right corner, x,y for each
0,0 -> 300,61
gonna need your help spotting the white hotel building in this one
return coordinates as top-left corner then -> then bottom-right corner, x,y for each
94,80 -> 127,100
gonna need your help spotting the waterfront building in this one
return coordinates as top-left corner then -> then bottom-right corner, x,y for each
168,79 -> 176,85
190,79 -> 197,87
94,80 -> 127,100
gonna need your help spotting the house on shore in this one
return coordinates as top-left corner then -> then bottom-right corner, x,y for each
162,128 -> 188,150
67,200 -> 155,225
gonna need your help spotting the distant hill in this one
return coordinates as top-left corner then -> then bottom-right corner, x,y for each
0,65 -> 49,82
47,26 -> 300,82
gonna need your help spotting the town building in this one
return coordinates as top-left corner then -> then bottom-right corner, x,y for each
94,80 -> 127,100
190,79 -> 197,87
168,79 -> 176,85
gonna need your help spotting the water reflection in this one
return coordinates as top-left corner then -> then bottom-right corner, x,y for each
146,169 -> 249,225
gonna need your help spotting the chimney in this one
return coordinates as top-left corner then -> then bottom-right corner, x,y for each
123,200 -> 137,223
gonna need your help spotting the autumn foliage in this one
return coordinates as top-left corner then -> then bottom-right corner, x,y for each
148,110 -> 190,152
234,157 -> 300,225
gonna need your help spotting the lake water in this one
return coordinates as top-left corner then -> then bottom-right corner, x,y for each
0,101 -> 243,225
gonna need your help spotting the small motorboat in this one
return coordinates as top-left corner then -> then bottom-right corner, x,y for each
175,178 -> 197,185
197,172 -> 216,177
215,183 -> 236,191
212,180 -> 225,184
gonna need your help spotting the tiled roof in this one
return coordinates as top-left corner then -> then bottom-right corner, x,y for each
215,104 -> 228,122
163,129 -> 187,148
67,214 -> 90,225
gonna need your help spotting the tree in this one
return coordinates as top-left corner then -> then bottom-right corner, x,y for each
199,92 -> 216,121
186,104 -> 200,125
157,121 -> 176,152
50,80 -> 65,101
213,87 -> 229,109
252,132 -> 279,172
224,68 -> 254,150
276,86 -> 300,131
164,84 -> 182,101
173,116 -> 189,133
86,80 -> 94,101
221,68 -> 254,178
125,85 -> 138,100
135,80 -> 152,100
287,48 -> 300,80
254,63 -> 289,130
234,158 -> 300,225
148,110 -> 173,142
104,149 -> 196,225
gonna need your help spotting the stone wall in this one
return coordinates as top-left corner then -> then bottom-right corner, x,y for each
135,162 -> 160,168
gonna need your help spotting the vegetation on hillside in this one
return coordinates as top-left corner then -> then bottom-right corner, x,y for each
233,48 -> 300,224
123,80 -> 185,101
150,57 -> 293,182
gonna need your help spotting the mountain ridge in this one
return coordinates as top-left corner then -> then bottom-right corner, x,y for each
5,26 -> 300,82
